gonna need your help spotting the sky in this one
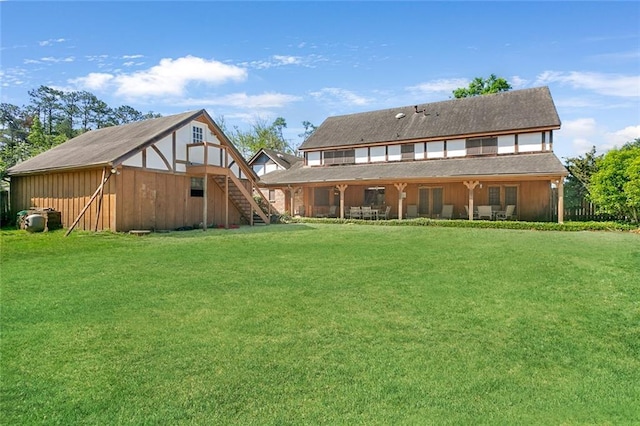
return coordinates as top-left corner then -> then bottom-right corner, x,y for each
1,1 -> 639,161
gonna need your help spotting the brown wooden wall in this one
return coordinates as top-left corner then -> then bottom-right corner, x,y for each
300,179 -> 553,221
10,167 -> 243,232
10,169 -> 116,231
115,167 -> 241,232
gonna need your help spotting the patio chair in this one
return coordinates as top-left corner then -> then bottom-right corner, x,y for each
328,205 -> 337,218
464,205 -> 479,220
495,204 -> 516,220
361,206 -> 373,220
407,204 -> 418,219
379,205 -> 391,220
349,206 -> 362,219
440,204 -> 454,219
477,205 -> 493,220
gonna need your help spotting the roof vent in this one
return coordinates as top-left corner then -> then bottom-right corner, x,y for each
395,113 -> 406,119
277,153 -> 284,158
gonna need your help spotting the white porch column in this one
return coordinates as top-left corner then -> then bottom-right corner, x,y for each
336,184 -> 348,219
202,175 -> 208,231
557,178 -> 564,223
463,180 -> 480,220
394,183 -> 407,219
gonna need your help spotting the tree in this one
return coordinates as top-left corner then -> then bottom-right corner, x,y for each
28,85 -> 64,136
589,139 -> 640,222
452,74 -> 512,99
563,146 -> 601,209
227,117 -> 293,158
298,121 -> 317,142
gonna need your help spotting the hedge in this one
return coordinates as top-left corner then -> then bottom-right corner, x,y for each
288,217 -> 638,232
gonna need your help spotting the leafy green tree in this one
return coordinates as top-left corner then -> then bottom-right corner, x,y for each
28,85 -> 64,136
228,117 -> 293,158
590,139 -> 640,222
453,74 -> 512,98
298,121 -> 317,142
563,146 -> 600,209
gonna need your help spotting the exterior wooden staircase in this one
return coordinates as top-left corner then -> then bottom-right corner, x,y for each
212,174 -> 269,225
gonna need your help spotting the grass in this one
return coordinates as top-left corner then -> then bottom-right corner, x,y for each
1,224 -> 639,424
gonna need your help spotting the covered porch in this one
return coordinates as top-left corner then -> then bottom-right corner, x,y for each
274,176 -> 566,223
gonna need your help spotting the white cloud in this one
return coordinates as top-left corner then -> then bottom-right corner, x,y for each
556,118 -> 640,155
535,71 -> 640,98
40,56 -> 75,63
69,55 -> 247,99
406,78 -> 469,96
39,38 -> 67,47
310,88 -> 372,106
122,54 -> 144,59
604,125 -> 640,148
509,75 -> 528,89
242,54 -> 325,70
179,92 -> 301,109
71,72 -> 114,91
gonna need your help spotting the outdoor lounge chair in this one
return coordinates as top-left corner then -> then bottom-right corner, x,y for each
361,206 -> 373,220
477,205 -> 493,220
349,206 -> 362,219
495,205 -> 516,220
464,205 -> 479,220
379,206 -> 391,220
440,204 -> 454,219
407,204 -> 418,219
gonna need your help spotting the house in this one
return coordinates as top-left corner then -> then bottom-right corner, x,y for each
8,109 -> 269,232
247,148 -> 303,215
259,87 -> 569,222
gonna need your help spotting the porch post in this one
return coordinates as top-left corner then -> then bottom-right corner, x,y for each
202,175 -> 208,231
336,184 -> 348,219
289,186 -> 295,216
463,180 -> 480,220
225,149 -> 229,229
557,178 -> 564,224
394,183 -> 407,219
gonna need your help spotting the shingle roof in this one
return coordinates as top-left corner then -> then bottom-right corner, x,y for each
259,152 -> 568,186
8,110 -> 203,175
256,148 -> 303,169
300,87 -> 561,151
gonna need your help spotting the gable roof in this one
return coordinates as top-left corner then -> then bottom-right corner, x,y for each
9,110 -> 204,175
300,87 -> 561,151
247,148 -> 303,170
259,152 -> 567,186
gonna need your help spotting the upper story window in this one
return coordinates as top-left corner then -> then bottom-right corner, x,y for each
192,126 -> 204,143
401,144 -> 414,161
324,149 -> 355,166
466,137 -> 497,156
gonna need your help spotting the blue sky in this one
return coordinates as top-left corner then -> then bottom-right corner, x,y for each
1,1 -> 639,161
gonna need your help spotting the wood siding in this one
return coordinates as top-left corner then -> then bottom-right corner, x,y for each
10,167 -> 243,232
115,167 -> 241,232
10,169 -> 116,231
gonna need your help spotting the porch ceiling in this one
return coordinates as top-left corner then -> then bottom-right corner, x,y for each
259,152 -> 568,186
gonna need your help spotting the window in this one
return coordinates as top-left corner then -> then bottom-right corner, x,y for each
505,186 -> 518,206
401,144 -> 414,161
190,177 -> 204,197
466,137 -> 497,155
192,126 -> 203,143
314,188 -> 330,206
488,186 -> 501,205
323,149 -> 355,165
268,189 -> 276,203
364,187 -> 385,206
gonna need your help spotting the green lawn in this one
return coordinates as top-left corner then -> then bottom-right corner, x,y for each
1,224 -> 639,424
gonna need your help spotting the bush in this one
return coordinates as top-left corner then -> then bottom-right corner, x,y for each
290,217 -> 638,232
